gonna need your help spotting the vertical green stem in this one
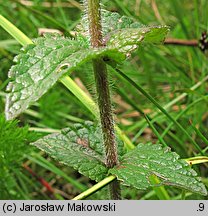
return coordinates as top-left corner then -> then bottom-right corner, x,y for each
86,0 -> 121,199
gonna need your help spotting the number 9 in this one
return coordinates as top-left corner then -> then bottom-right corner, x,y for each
199,203 -> 204,211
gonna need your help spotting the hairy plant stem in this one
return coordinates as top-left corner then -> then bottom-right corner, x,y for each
86,0 -> 121,199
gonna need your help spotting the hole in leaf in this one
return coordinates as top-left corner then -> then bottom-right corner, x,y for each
57,63 -> 70,73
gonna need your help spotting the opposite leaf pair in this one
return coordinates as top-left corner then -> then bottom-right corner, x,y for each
5,9 -> 169,120
32,121 -> 207,196
4,9 -> 207,197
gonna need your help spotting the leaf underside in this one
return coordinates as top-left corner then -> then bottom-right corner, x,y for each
109,143 -> 207,196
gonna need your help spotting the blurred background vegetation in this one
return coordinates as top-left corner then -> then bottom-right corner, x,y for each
0,0 -> 207,200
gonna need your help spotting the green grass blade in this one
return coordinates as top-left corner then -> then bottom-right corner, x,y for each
28,153 -> 87,192
148,175 -> 170,200
0,15 -> 32,46
72,175 -> 116,200
144,114 -> 167,147
160,96 -> 208,144
115,68 -> 204,155
0,14 -> 135,150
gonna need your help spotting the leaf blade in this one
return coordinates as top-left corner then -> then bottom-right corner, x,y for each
6,21 -> 169,120
5,34 -> 83,120
5,33 -> 126,120
107,26 -> 169,54
32,122 -> 108,182
109,143 -> 207,196
77,9 -> 143,38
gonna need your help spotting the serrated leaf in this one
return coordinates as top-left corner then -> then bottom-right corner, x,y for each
101,10 -> 143,35
87,122 -> 126,155
32,121 -> 107,182
77,9 -> 169,53
32,121 -> 125,181
5,34 -> 124,120
5,34 -> 84,120
106,26 -> 169,54
77,9 -> 143,38
6,11 -> 169,120
77,9 -> 169,61
109,143 -> 207,196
